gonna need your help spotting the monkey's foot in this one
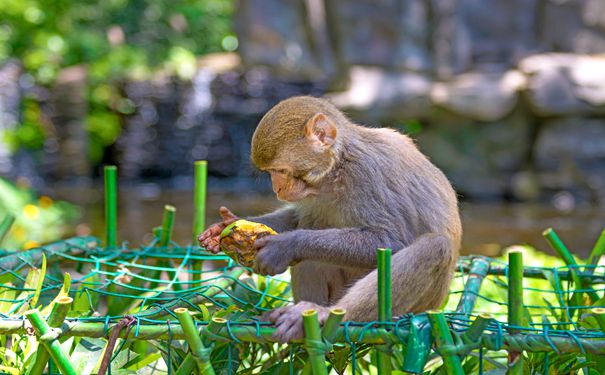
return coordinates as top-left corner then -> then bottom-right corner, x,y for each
266,301 -> 329,343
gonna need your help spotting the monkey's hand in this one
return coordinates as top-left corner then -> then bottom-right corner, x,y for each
197,206 -> 239,253
253,233 -> 297,275
266,301 -> 329,342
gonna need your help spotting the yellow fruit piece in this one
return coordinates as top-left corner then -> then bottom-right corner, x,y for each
219,219 -> 276,267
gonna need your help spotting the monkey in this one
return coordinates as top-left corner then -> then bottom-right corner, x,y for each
199,96 -> 461,342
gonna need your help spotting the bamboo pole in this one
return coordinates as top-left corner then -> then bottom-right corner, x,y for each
193,160 -> 208,242
29,297 -> 74,375
2,319 -> 605,354
402,314 -> 432,374
462,313 -> 493,344
104,166 -> 118,309
376,247 -> 392,374
0,214 -> 15,245
322,308 -> 345,342
193,160 -> 208,284
587,229 -> 605,273
302,309 -> 328,375
508,249 -> 524,375
159,205 -> 176,247
104,166 -> 118,248
174,308 -> 215,375
456,257 -> 490,315
152,205 -> 181,291
25,309 -> 77,375
427,311 -> 464,375
457,261 -> 602,282
543,228 -> 599,303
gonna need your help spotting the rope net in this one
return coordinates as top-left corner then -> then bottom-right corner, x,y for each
1,231 -> 605,374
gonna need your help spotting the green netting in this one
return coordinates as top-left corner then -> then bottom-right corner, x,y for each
2,161 -> 605,374
1,232 -> 605,374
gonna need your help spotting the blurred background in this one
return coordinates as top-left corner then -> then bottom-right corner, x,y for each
0,0 -> 604,255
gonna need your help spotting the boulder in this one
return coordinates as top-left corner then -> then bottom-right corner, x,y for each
535,117 -> 605,202
519,53 -> 605,116
328,66 -> 432,120
431,70 -> 526,121
416,108 -> 532,199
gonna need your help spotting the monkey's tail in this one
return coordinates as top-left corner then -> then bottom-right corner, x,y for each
334,233 -> 457,321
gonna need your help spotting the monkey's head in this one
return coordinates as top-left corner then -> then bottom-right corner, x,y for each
251,96 -> 345,202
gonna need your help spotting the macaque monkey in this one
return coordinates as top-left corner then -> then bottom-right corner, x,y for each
199,96 -> 461,342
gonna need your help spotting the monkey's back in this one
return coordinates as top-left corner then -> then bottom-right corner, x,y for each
297,124 -> 461,250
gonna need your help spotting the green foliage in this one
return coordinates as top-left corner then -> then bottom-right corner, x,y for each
1,0 -> 235,159
1,0 -> 235,82
0,178 -> 78,249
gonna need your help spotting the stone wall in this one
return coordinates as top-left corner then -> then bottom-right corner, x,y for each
235,0 -> 605,203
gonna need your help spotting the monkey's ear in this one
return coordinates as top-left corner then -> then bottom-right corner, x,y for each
305,113 -> 337,147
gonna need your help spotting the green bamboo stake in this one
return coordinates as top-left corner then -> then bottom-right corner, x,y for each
0,214 -> 15,245
508,249 -> 524,375
587,229 -> 605,273
29,297 -> 74,375
302,309 -> 328,375
25,309 -> 77,375
204,317 -> 227,345
462,313 -> 493,344
104,166 -> 118,248
193,160 -> 208,283
193,160 -> 208,241
5,320 -> 605,353
301,309 -> 345,375
154,205 -> 182,291
456,257 -> 490,315
427,311 -> 464,375
376,247 -> 392,374
104,166 -> 118,310
402,315 -> 432,374
159,205 -> 176,247
322,308 -> 345,342
174,308 -> 215,375
543,228 -> 599,303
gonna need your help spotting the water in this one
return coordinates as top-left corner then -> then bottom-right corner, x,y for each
50,186 -> 605,258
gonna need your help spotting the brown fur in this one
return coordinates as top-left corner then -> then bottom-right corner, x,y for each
244,96 -> 460,341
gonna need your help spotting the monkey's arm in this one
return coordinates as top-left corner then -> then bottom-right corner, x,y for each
254,228 -> 399,274
247,205 -> 299,233
292,228 -> 398,268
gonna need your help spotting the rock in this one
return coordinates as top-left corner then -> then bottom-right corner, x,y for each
461,0 -> 539,65
431,0 -> 472,77
329,0 -> 432,71
535,117 -> 605,202
328,66 -> 432,120
45,65 -> 90,180
431,70 -> 526,121
519,53 -> 605,116
234,0 -> 327,79
416,108 -> 532,199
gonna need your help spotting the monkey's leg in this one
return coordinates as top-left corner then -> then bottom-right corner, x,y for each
335,233 -> 456,321
267,234 -> 456,342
